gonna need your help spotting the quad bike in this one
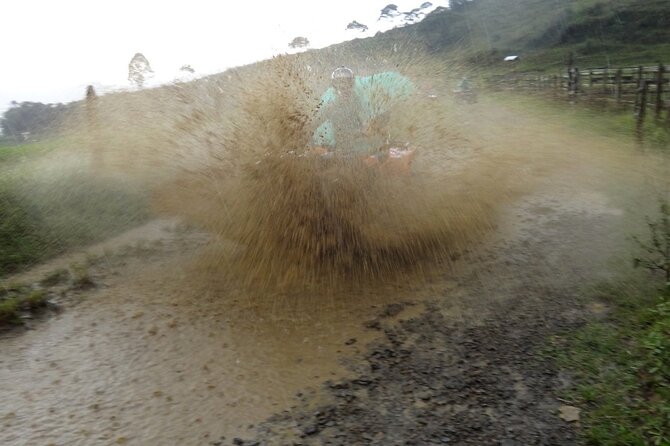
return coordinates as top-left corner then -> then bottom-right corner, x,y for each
306,145 -> 417,176
237,143 -> 421,282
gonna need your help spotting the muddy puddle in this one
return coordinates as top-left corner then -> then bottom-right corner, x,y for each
0,219 -> 438,446
0,187 -> 642,446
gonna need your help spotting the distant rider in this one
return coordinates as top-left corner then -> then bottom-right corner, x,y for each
458,76 -> 471,92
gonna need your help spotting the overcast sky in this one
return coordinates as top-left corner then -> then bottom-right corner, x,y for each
0,0 -> 447,113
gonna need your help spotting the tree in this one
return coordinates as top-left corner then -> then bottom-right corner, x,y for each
289,37 -> 310,49
128,53 -> 154,88
346,21 -> 369,32
0,101 -> 67,141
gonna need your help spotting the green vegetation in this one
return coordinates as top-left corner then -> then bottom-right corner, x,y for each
552,285 -> 670,445
0,140 -> 53,162
69,262 -> 94,289
0,101 -> 73,142
378,0 -> 670,71
0,156 -> 149,277
0,179 -> 47,274
552,201 -> 670,445
0,284 -> 47,325
39,268 -> 70,287
633,200 -> 670,282
0,297 -> 21,324
511,43 -> 670,74
491,93 -> 670,149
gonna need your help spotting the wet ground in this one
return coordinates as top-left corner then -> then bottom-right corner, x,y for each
235,186 -> 625,446
1,101 -> 668,446
2,216 -> 444,445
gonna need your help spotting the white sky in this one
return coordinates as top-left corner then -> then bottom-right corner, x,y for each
0,0 -> 447,113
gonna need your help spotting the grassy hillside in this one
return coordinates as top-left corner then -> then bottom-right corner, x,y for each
376,0 -> 670,71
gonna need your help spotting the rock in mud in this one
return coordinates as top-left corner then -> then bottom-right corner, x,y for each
558,405 -> 581,423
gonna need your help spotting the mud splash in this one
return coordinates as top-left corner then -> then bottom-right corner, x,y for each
63,51 -> 551,293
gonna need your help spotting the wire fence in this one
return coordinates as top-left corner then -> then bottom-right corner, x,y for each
488,63 -> 670,141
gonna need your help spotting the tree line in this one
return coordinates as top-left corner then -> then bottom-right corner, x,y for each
0,101 -> 72,142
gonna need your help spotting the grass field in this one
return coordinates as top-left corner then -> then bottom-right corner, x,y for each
489,92 -> 670,150
0,140 -> 149,277
551,281 -> 670,445
0,140 -> 53,162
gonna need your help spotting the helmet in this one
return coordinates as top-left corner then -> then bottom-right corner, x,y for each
331,66 -> 354,80
331,66 -> 355,93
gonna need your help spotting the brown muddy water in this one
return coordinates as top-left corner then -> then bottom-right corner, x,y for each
1,219 -> 435,445
1,54 -> 669,445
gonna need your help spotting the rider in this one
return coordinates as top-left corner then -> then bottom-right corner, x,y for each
313,66 -> 364,153
312,66 -> 415,155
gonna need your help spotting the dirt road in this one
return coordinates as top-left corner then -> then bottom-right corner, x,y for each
1,101 -> 667,446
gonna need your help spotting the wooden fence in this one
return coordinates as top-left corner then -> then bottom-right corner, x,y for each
489,63 -> 670,140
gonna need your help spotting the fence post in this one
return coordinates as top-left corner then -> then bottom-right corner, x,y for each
636,79 -> 648,142
85,85 -> 98,136
615,68 -> 623,104
567,66 -> 573,94
85,85 -> 102,169
574,68 -> 580,94
566,52 -> 574,96
655,63 -> 664,120
603,68 -> 609,95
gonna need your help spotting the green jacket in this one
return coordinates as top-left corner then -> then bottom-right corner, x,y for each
312,71 -> 414,152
